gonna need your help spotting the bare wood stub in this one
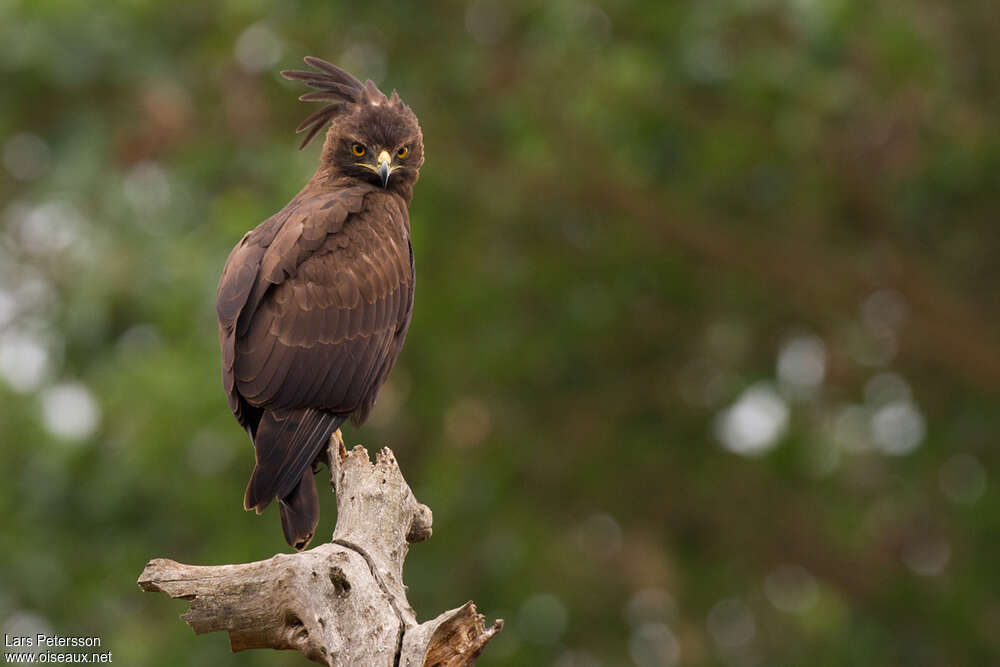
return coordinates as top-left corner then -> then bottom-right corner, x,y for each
138,431 -> 502,666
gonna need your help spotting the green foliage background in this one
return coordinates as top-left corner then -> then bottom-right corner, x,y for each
1,1 -> 998,665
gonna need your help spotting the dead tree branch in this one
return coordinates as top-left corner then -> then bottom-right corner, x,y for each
138,431 -> 502,666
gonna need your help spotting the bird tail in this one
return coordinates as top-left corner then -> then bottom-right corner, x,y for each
243,407 -> 345,550
278,469 -> 320,551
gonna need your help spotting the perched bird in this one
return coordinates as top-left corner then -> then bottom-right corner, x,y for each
216,57 -> 423,550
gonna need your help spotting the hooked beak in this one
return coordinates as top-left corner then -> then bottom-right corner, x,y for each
376,150 -> 392,188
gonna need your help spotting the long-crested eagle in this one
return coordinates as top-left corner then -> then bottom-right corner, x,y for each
216,58 -> 422,550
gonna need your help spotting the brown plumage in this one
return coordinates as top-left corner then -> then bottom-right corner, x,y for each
216,57 -> 423,550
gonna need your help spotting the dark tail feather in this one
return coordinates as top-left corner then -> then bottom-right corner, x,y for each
244,408 -> 301,512
243,407 -> 344,515
279,468 -> 320,550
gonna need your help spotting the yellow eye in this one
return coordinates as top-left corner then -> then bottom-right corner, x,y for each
351,143 -> 366,157
396,146 -> 409,159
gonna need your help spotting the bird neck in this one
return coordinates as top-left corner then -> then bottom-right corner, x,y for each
311,165 -> 414,204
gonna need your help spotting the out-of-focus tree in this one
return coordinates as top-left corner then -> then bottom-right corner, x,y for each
1,1 -> 997,665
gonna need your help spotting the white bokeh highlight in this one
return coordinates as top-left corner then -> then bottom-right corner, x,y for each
629,622 -> 680,667
715,383 -> 789,456
235,22 -> 283,74
40,381 -> 100,441
861,289 -> 907,336
2,611 -> 52,656
123,161 -> 171,220
777,333 -> 826,399
871,399 -> 925,456
706,597 -> 755,650
0,331 -> 50,393
12,200 -> 85,256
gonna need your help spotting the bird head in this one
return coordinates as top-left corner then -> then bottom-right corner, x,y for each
282,58 -> 423,199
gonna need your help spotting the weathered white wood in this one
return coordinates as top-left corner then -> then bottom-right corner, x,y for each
400,601 -> 504,667
138,431 -> 501,666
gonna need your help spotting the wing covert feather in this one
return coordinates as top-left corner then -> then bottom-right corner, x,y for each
229,192 -> 413,417
217,185 -> 373,429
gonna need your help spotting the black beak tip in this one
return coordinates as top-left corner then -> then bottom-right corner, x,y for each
377,163 -> 391,188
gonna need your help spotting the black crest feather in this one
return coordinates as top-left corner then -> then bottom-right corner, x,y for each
282,57 -> 364,149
